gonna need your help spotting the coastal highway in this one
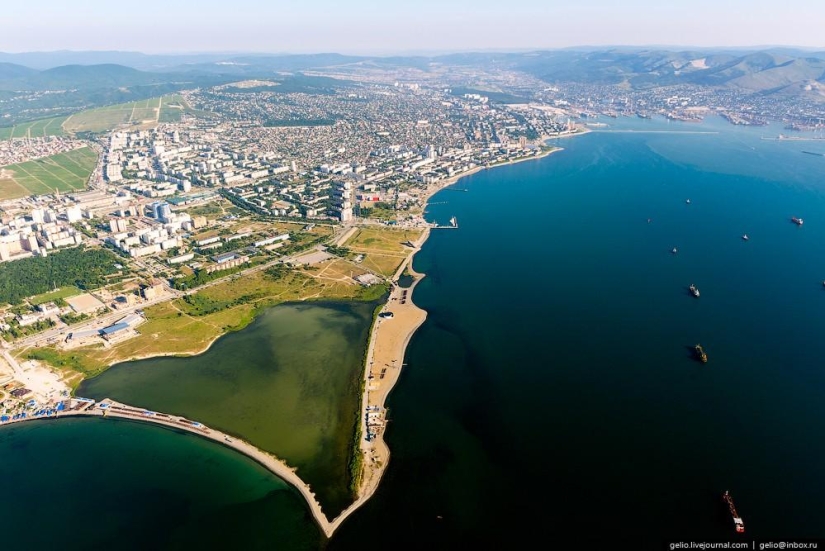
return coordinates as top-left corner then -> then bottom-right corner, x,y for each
7,290 -> 184,351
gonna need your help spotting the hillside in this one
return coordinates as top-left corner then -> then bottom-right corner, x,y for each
0,62 -> 38,79
2,48 -> 825,121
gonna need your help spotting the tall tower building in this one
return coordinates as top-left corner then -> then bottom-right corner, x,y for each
330,181 -> 353,223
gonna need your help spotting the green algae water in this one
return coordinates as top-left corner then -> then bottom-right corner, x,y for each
0,417 -> 321,549
77,301 -> 376,518
7,117 -> 825,549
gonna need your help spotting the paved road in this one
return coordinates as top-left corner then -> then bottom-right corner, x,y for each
9,220 -> 409,352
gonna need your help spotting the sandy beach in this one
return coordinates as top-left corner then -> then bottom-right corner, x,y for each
329,138 -> 581,531
0,130 -> 586,539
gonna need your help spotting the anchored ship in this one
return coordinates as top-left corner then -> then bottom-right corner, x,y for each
792,216 -> 804,226
694,344 -> 708,363
723,491 -> 745,533
689,284 -> 700,298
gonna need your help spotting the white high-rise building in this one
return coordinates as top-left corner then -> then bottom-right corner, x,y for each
109,218 -> 128,233
331,181 -> 353,222
65,206 -> 82,223
158,203 -> 172,223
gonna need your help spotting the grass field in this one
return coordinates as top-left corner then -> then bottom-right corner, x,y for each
0,116 -> 68,141
159,95 -> 188,123
62,98 -> 161,133
22,266 -> 387,382
344,227 -> 423,277
345,227 -> 423,253
0,94 -> 192,140
0,146 -> 98,200
62,95 -> 190,133
29,286 -> 82,306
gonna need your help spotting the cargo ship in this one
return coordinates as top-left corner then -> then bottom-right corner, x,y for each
694,344 -> 708,363
723,491 -> 745,533
792,216 -> 804,226
689,284 -> 700,298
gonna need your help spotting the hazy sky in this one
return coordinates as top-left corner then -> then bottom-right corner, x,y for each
3,0 -> 823,54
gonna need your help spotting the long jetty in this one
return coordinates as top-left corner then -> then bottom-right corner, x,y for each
0,398 -> 368,538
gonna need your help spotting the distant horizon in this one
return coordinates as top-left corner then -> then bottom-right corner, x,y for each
1,43 -> 824,59
4,0 -> 824,54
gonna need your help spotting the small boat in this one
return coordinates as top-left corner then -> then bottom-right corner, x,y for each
792,216 -> 804,226
694,344 -> 708,363
689,284 -> 700,298
741,234 -> 749,241
723,491 -> 745,533
672,247 -> 678,254
686,199 -> 691,204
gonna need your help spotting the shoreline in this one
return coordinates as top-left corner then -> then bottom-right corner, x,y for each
1,129 -> 587,539
0,401 -> 338,537
73,295 -> 370,372
334,133 -> 588,532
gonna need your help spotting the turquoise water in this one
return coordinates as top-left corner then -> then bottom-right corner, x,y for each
5,117 -> 825,549
0,417 -> 321,549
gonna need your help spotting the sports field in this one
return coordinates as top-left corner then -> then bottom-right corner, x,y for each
0,146 -> 98,200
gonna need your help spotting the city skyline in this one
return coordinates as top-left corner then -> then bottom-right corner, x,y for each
2,0 -> 823,55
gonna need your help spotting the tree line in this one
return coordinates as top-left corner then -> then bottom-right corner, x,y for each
0,246 -> 121,305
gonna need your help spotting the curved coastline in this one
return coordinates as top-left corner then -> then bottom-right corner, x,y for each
0,400 -> 337,535
331,140 -> 578,532
0,138 -> 580,540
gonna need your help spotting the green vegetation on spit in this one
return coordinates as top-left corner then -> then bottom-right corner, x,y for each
347,300 -> 385,496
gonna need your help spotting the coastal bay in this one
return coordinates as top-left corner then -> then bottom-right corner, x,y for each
0,417 -> 323,549
77,301 -> 377,519
329,116 -> 825,547
6,117 -> 825,547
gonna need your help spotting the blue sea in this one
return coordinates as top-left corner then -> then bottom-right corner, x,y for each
3,116 -> 825,549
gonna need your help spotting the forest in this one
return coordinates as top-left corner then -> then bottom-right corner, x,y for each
0,247 -> 122,304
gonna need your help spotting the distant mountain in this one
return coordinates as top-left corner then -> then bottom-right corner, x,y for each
26,64 -> 166,89
446,50 -> 825,97
0,51 -> 367,72
0,51 -> 235,71
164,53 -> 367,76
2,48 -> 825,110
0,63 -> 239,92
0,62 -> 38,79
